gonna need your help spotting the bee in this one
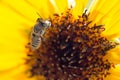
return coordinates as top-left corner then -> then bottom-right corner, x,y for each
30,18 -> 51,50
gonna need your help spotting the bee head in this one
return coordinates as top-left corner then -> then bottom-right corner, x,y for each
36,18 -> 43,22
36,18 -> 51,28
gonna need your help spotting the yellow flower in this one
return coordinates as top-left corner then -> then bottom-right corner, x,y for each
0,0 -> 120,80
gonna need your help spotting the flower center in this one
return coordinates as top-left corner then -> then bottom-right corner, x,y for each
26,9 -> 118,80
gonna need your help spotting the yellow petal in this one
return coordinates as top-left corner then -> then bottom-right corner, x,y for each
23,0 -> 57,18
0,65 -> 37,80
72,0 -> 88,18
0,0 -> 40,23
90,0 -> 120,36
53,0 -> 68,13
105,46 -> 120,64
105,64 -> 120,80
0,0 -> 28,75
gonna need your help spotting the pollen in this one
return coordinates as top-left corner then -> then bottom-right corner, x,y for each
26,9 -> 118,80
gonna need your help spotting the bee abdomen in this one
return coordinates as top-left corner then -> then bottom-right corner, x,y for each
31,36 -> 42,49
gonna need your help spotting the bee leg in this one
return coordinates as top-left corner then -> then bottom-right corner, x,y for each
25,42 -> 33,52
39,35 -> 43,42
25,42 -> 31,48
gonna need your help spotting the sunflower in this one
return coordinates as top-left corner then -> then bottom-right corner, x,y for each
0,0 -> 120,80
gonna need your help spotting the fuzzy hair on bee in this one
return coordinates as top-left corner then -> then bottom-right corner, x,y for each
30,18 -> 51,50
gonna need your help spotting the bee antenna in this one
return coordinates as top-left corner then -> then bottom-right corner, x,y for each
36,12 -> 42,18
